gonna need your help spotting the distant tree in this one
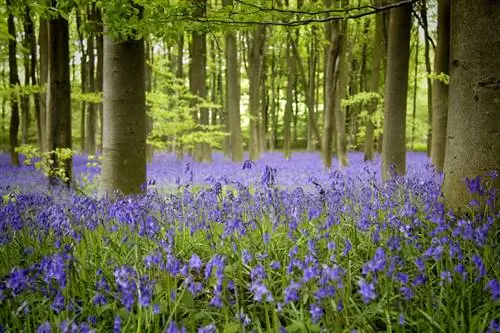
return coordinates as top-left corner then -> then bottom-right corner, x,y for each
100,3 -> 146,195
430,0 -> 450,172
381,2 -> 412,179
443,0 -> 500,210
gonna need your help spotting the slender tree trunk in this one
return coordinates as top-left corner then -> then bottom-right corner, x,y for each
145,38 -> 154,162
76,11 -> 86,152
269,49 -> 277,151
381,2 -> 412,179
322,15 -> 342,168
283,36 -> 296,159
101,27 -> 146,195
21,12 -> 31,145
7,0 -> 20,166
248,26 -> 266,161
411,28 -> 419,151
39,20 -> 48,152
47,13 -> 72,185
224,0 -> 243,161
364,12 -> 382,161
85,26 -> 96,155
443,0 -> 500,211
430,0 -> 450,172
335,20 -> 349,167
260,54 -> 268,153
420,0 -> 433,156
307,26 -> 318,151
24,8 -> 42,150
96,11 -> 104,152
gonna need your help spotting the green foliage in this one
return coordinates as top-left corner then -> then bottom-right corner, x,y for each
343,92 -> 384,145
15,144 -> 73,184
147,58 -> 227,151
428,72 -> 450,85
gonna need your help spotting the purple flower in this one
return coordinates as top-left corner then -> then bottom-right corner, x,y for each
113,316 -> 121,333
198,324 -> 216,333
400,286 -> 414,300
487,319 -> 500,333
284,281 -> 301,304
472,254 -> 486,278
165,321 -> 187,333
250,281 -> 273,302
454,263 -> 468,280
343,239 -> 352,256
189,254 -> 203,272
51,291 -> 65,313
399,313 -> 405,326
309,303 -> 324,323
358,279 -> 377,303
487,279 -> 500,301
37,322 -> 51,333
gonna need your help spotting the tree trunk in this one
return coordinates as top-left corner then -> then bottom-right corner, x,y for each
334,20 -> 349,168
430,0 -> 450,172
381,2 -> 412,180
47,14 -> 72,185
190,0 -> 210,162
21,12 -> 31,145
76,11 -> 86,152
248,26 -> 266,161
7,0 -> 20,166
24,8 -> 42,150
443,0 -> 500,211
364,6 -> 383,161
95,9 -> 104,152
39,20 -> 48,152
85,30 -> 96,155
101,30 -> 146,195
420,0 -> 433,156
411,28 -> 419,151
260,54 -> 268,153
307,27 -> 318,151
283,36 -> 296,159
224,0 -> 243,162
269,49 -> 277,151
145,38 -> 154,162
322,17 -> 342,168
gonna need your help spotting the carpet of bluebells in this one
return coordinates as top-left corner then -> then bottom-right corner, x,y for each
0,152 -> 499,333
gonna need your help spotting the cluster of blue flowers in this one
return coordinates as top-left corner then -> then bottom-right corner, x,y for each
0,152 -> 498,332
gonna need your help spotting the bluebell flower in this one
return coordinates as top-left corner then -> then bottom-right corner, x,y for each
309,303 -> 324,323
399,313 -> 405,326
198,324 -> 216,333
440,270 -> 452,284
472,254 -> 486,278
284,280 -> 301,304
343,239 -> 352,256
165,321 -> 187,333
487,279 -> 500,301
51,290 -> 65,313
454,263 -> 468,280
37,322 -> 51,333
487,319 -> 500,333
189,254 -> 203,272
358,279 -> 377,303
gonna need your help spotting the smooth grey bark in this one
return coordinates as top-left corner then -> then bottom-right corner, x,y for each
96,15 -> 103,152
76,11 -> 86,152
101,32 -> 146,195
145,38 -> 153,162
248,26 -> 266,161
322,18 -> 342,169
290,37 -> 322,151
334,20 -> 349,168
283,37 -> 296,159
381,2 -> 412,180
260,54 -> 268,153
443,0 -> 500,211
363,8 -> 383,161
47,14 -> 72,184
85,31 -> 96,155
269,49 -> 277,151
7,0 -> 19,166
430,0 -> 450,172
39,20 -> 48,152
224,0 -> 243,162
411,29 -> 419,151
21,13 -> 31,145
190,0 -> 211,162
420,0 -> 433,156
24,8 -> 41,150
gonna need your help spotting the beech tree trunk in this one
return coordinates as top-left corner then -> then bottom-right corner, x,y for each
420,0 -> 433,156
430,0 -> 450,172
39,20 -> 48,152
85,29 -> 96,155
224,0 -> 243,162
334,20 -> 349,168
248,26 -> 266,161
7,0 -> 20,166
364,5 -> 383,161
381,2 -> 412,180
443,0 -> 500,211
46,14 -> 72,184
101,23 -> 146,195
283,36 -> 296,159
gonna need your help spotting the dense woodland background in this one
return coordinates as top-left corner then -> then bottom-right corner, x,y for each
0,0 -> 499,209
